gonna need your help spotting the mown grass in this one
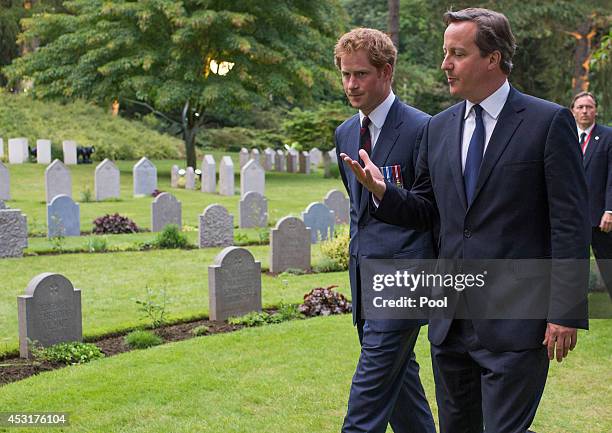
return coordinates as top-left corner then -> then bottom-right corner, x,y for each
0,316 -> 609,433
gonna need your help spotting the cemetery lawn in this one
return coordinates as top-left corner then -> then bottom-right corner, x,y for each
0,316 -> 610,433
0,248 -> 348,357
3,156 -> 344,235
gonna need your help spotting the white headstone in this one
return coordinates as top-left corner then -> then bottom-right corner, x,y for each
0,208 -> 27,258
309,148 -> 322,166
8,138 -> 28,164
62,140 -> 78,165
47,194 -> 80,238
239,191 -> 268,228
201,155 -> 216,193
275,150 -> 286,172
133,157 -> 158,196
18,273 -> 82,358
263,148 -> 275,171
250,148 -> 260,164
299,151 -> 310,174
324,189 -> 350,224
45,159 -> 72,203
240,159 -> 265,197
36,139 -> 52,164
219,156 -> 235,196
151,192 -> 182,232
185,166 -> 196,190
328,150 -> 337,164
269,216 -> 311,273
208,247 -> 262,321
199,204 -> 233,248
170,165 -> 179,188
94,159 -> 120,201
302,202 -> 335,244
0,161 -> 10,200
239,148 -> 249,169
287,150 -> 299,173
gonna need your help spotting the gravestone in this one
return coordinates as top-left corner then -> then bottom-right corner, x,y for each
18,273 -> 82,358
62,140 -> 78,165
299,151 -> 310,174
208,247 -> 262,321
170,165 -> 180,188
36,139 -> 52,164
275,150 -> 286,172
309,147 -> 322,166
250,148 -> 260,164
240,159 -> 265,197
94,159 -> 120,201
219,156 -> 235,196
199,204 -> 233,247
45,159 -> 72,203
322,151 -> 332,177
324,189 -> 350,224
302,202 -> 335,244
133,157 -> 157,196
8,138 -> 28,164
185,166 -> 196,190
0,137 -> 3,159
47,194 -> 80,238
0,208 -> 28,258
328,149 -> 338,164
287,150 -> 299,173
239,191 -> 268,228
151,192 -> 182,232
239,148 -> 249,169
201,155 -> 216,193
263,148 -> 275,171
269,216 -> 311,273
0,161 -> 10,200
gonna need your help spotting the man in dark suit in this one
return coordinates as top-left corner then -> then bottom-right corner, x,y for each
571,91 -> 612,299
340,9 -> 590,433
333,28 -> 436,433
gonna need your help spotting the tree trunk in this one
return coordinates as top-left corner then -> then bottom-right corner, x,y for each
569,18 -> 597,94
388,0 -> 400,50
181,100 -> 198,168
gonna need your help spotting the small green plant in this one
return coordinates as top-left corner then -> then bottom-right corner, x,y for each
191,325 -> 210,336
31,341 -> 104,365
234,231 -> 249,244
124,330 -> 163,349
135,287 -> 170,328
229,311 -> 275,327
256,228 -> 270,244
86,236 -> 108,252
319,227 -> 349,271
153,224 -> 189,249
80,187 -> 93,203
280,268 -> 307,276
313,257 -> 344,273
49,216 -> 66,252
275,302 -> 305,321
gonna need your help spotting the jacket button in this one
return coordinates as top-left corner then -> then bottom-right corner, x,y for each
463,228 -> 472,238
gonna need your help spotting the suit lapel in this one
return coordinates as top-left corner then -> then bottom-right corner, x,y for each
583,124 -> 600,169
470,87 -> 524,207
448,102 -> 468,211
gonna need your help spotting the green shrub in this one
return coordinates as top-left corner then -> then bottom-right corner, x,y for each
229,311 -> 274,327
32,341 -> 104,365
313,258 -> 344,273
80,187 -> 93,203
319,227 -> 349,271
275,303 -> 305,321
153,224 -> 190,249
191,325 -> 210,336
87,236 -> 108,252
124,330 -> 163,349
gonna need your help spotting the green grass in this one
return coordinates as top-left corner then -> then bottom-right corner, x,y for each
0,316 -> 609,433
2,157 -> 344,234
0,247 -> 348,356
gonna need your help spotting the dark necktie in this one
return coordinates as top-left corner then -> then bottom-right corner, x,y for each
464,104 -> 485,205
360,116 -> 372,157
580,132 -> 587,154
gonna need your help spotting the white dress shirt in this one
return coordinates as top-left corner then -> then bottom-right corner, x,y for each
577,123 -> 595,153
462,80 -> 510,172
359,90 -> 395,150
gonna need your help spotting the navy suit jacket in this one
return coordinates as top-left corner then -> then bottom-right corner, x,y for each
335,97 -> 436,332
373,87 -> 590,351
583,123 -> 612,227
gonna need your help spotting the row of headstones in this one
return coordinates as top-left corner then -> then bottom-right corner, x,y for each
172,156 -> 264,197
0,137 -> 80,165
16,245 -> 274,357
238,147 -> 338,172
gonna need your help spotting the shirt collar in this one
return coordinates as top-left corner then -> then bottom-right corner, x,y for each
577,123 -> 595,137
359,90 -> 395,129
464,80 -> 510,120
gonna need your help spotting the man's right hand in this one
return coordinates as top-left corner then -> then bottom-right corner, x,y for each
339,149 -> 387,201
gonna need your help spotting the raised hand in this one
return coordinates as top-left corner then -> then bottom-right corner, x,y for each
339,149 -> 387,201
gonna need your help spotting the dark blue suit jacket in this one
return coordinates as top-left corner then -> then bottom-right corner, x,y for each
583,123 -> 612,227
373,87 -> 590,350
335,97 -> 436,332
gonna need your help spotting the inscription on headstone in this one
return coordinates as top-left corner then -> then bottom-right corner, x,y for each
208,247 -> 262,321
0,208 -> 28,258
199,204 -> 233,248
269,216 -> 311,273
